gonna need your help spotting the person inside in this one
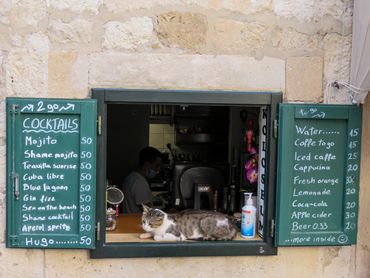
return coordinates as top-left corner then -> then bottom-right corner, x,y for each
121,146 -> 162,213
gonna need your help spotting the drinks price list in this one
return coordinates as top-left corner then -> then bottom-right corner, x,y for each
6,99 -> 96,249
276,104 -> 362,246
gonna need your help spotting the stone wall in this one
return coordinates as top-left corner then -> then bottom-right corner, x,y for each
1,1 -> 369,277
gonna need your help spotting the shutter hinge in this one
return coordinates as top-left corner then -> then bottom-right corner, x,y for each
9,235 -> 19,246
13,172 -> 20,200
10,104 -> 20,114
273,119 -> 278,138
97,115 -> 102,135
96,221 -> 101,241
270,219 -> 275,238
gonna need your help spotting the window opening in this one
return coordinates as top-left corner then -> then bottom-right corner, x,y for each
105,103 -> 266,243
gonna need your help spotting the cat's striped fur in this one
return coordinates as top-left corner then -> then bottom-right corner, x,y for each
140,205 -> 237,241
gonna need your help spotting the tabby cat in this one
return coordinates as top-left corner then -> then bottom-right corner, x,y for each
140,205 -> 237,241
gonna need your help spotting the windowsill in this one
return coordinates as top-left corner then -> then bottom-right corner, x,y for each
105,213 -> 263,243
107,213 -> 143,234
106,232 -> 263,243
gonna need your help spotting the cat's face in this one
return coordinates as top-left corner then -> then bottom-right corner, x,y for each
141,205 -> 166,232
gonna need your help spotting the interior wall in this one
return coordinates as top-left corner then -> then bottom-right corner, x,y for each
107,104 -> 150,185
149,123 -> 175,153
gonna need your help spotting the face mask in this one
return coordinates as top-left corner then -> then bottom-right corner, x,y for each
147,169 -> 157,178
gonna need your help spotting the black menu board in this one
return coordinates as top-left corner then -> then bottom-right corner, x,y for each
6,98 -> 96,249
276,104 -> 362,246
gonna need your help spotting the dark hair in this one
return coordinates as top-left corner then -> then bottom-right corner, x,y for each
138,146 -> 162,167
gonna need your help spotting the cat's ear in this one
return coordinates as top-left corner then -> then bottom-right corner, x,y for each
142,204 -> 150,213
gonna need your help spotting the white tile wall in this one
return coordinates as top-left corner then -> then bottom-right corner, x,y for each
149,124 -> 175,152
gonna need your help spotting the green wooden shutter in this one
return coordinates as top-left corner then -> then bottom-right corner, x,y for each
6,98 -> 97,249
275,104 -> 362,246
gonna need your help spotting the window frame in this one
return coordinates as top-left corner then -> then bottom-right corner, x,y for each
90,88 -> 281,258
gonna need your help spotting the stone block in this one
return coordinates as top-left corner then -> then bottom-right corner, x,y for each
273,247 -> 321,276
271,26 -> 321,51
25,33 -> 50,52
45,250 -> 170,277
89,53 -> 285,91
48,52 -> 88,99
0,193 -> 4,242
103,0 -> 181,12
0,155 -> 7,188
0,148 -> 4,187
320,246 -> 356,278
103,0 -> 272,15
103,18 -> 159,50
0,0 -> 12,24
286,57 -> 323,102
9,32 -> 49,52
5,49 -> 48,97
207,18 -> 267,52
43,250 -> 241,278
41,241 -> 366,278
323,33 -> 352,103
0,99 -> 4,131
273,0 -> 314,22
48,0 -> 101,14
189,0 -> 272,15
154,12 -> 207,52
0,26 -> 11,50
0,52 -> 5,98
0,246 -> 44,277
48,19 -> 93,45
272,0 -> 352,26
7,0 -> 47,28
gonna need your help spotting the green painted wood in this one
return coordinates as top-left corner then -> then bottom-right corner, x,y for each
6,98 -> 97,249
276,104 -> 362,246
90,89 -> 281,258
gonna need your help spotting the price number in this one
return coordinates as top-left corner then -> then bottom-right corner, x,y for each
80,162 -> 92,169
344,200 -> 358,232
346,127 -> 360,230
348,128 -> 360,154
345,188 -> 356,195
346,176 -> 357,185
348,141 -> 358,149
345,212 -> 356,220
348,152 -> 358,160
79,236 -> 92,245
79,136 -> 94,234
349,128 -> 359,137
345,202 -> 356,209
81,137 -> 93,144
347,164 -> 358,172
345,222 -> 356,230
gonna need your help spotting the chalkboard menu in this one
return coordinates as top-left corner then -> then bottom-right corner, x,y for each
6,98 -> 96,249
276,104 -> 362,246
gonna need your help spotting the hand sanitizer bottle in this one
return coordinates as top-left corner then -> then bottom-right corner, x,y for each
241,192 -> 256,238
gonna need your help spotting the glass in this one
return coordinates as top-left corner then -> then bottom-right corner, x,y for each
105,208 -> 117,231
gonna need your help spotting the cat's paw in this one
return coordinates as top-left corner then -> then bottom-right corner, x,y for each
154,235 -> 164,241
139,232 -> 152,239
154,233 -> 180,241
